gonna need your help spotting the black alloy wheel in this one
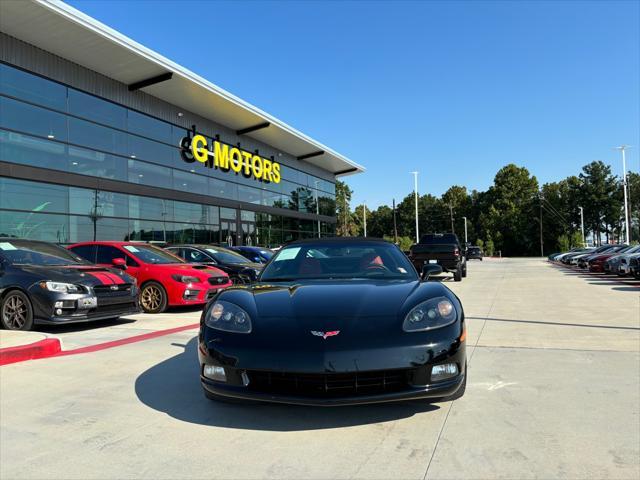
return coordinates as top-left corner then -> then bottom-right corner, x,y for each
1,291 -> 34,331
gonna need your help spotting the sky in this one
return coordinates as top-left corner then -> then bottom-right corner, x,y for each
67,0 -> 639,209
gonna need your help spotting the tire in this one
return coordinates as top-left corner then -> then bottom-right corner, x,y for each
453,266 -> 462,282
462,263 -> 467,278
1,290 -> 34,331
480,258 -> 483,261
140,281 -> 168,314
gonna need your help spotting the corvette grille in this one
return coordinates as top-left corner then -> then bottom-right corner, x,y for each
245,369 -> 414,398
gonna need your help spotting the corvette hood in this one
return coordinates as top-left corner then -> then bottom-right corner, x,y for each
251,280 -> 420,319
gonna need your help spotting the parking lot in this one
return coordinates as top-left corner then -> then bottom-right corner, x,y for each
1,257 -> 638,480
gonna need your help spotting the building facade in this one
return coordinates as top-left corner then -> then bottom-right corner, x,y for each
0,1 -> 363,248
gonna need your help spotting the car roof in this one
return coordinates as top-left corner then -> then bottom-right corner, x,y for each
286,237 -> 389,246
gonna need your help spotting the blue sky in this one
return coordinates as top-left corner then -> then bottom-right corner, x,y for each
68,0 -> 639,208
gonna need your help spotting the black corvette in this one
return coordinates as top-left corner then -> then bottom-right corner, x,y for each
166,245 -> 263,284
0,238 -> 139,331
198,238 -> 466,406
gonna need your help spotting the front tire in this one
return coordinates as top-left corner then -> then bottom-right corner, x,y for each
140,281 -> 168,314
462,263 -> 467,278
1,290 -> 34,331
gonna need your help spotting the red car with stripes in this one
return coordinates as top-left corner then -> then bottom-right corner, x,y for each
0,238 -> 139,331
68,242 -> 231,313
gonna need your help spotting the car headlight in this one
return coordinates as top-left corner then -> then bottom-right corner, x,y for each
172,274 -> 200,283
403,297 -> 457,332
205,300 -> 252,333
40,281 -> 81,293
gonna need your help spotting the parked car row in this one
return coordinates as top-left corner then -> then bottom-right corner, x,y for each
548,243 -> 640,279
0,237 -> 275,330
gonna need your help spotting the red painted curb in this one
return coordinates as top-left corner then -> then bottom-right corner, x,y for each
0,322 -> 199,366
54,322 -> 199,357
0,338 -> 62,366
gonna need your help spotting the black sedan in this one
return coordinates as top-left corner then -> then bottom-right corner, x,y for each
0,238 -> 139,330
166,245 -> 262,284
198,238 -> 466,406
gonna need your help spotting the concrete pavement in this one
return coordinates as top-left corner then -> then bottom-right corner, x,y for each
1,258 -> 638,479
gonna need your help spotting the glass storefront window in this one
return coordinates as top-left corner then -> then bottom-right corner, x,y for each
0,210 -> 70,243
220,207 -> 237,220
68,146 -> 127,181
68,117 -> 127,156
0,63 -> 67,111
127,160 -> 172,189
68,89 -> 126,129
0,178 -> 68,214
127,133 -> 176,166
173,169 -> 207,195
0,129 -> 67,170
1,96 -> 68,141
127,110 -> 172,143
129,195 -> 173,222
173,200 -> 213,224
238,185 -> 261,205
209,178 -> 238,201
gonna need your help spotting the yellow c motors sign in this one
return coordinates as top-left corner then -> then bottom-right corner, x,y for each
181,134 -> 281,184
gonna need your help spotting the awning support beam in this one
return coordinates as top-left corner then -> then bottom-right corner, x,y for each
128,72 -> 173,91
335,167 -> 358,176
236,122 -> 271,136
297,151 -> 325,161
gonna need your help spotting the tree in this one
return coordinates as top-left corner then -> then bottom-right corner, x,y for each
335,181 -> 358,236
579,161 -> 619,245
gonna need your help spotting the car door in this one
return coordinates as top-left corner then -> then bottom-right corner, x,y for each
96,245 -> 140,280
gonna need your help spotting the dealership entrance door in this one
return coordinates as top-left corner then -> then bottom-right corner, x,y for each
240,221 -> 257,246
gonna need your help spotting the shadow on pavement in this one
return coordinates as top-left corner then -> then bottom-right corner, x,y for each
134,337 -> 439,431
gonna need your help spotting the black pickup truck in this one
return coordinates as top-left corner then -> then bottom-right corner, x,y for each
408,233 -> 467,281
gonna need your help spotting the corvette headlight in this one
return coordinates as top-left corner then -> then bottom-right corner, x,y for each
403,297 -> 457,332
205,300 -> 252,333
172,274 -> 200,284
40,281 -> 81,293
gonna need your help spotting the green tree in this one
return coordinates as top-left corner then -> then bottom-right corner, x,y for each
336,181 -> 358,236
579,161 -> 619,245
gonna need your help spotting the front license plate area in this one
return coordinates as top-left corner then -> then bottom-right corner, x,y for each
79,297 -> 97,309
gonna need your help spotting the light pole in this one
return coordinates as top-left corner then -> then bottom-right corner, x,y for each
411,171 -> 419,243
314,180 -> 320,238
363,201 -> 367,237
462,216 -> 468,244
579,206 -> 585,247
614,146 -> 631,244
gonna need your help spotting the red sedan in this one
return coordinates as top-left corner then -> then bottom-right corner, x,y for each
68,242 -> 231,313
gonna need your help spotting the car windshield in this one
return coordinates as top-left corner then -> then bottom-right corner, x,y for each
260,241 -> 418,281
0,240 -> 86,266
123,244 -> 184,264
204,247 -> 251,264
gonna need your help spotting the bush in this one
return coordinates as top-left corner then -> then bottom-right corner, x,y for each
557,234 -> 570,252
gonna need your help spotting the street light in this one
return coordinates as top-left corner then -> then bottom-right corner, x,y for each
363,201 -> 367,237
579,206 -> 585,247
462,216 -> 468,244
614,146 -> 631,244
411,171 -> 419,243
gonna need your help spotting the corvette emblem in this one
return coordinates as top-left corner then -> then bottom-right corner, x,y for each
310,330 -> 340,339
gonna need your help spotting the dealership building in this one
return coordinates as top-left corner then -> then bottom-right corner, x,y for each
0,0 -> 363,247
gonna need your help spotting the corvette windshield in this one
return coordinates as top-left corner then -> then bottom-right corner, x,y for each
261,241 -> 418,281
0,240 -> 86,266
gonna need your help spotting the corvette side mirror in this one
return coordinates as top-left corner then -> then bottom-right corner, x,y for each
421,264 -> 443,281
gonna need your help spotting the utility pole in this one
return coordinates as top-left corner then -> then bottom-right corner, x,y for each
615,146 -> 631,244
462,216 -> 468,244
579,206 -> 585,247
539,193 -> 544,257
392,198 -> 398,244
449,203 -> 454,234
363,201 -> 367,237
411,172 -> 419,243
